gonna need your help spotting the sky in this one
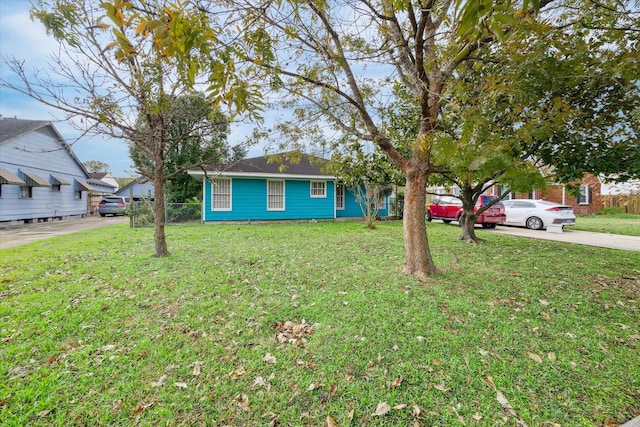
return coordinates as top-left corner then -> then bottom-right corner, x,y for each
0,0 -> 268,177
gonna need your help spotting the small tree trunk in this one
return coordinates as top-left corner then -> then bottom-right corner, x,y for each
153,169 -> 170,257
458,210 -> 479,243
402,168 -> 437,278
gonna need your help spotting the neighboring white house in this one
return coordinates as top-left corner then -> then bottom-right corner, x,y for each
0,117 -> 114,223
89,172 -> 119,192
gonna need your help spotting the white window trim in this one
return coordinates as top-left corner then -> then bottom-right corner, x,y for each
336,183 -> 345,210
578,184 -> 590,205
267,180 -> 285,211
310,180 -> 326,198
211,178 -> 232,211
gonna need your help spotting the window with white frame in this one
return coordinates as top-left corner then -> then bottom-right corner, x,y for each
267,180 -> 285,210
211,178 -> 231,211
310,180 -> 326,198
577,185 -> 590,204
336,184 -> 345,210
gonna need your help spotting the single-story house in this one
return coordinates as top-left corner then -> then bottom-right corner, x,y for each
0,117 -> 114,223
187,154 -> 389,222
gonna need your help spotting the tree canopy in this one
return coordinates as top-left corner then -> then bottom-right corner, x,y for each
2,0 -> 268,257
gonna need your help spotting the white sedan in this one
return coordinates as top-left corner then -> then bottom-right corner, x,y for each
501,200 -> 576,230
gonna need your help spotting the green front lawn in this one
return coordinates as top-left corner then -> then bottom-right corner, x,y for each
574,213 -> 640,236
1,221 -> 638,426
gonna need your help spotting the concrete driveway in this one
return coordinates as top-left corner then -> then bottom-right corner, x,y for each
0,216 -> 128,249
488,225 -> 640,252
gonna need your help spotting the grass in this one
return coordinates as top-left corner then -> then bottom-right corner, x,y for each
1,221 -> 639,426
573,213 -> 640,236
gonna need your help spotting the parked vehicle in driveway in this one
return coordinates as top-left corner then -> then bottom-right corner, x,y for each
501,199 -> 576,230
426,195 -> 506,228
98,196 -> 129,217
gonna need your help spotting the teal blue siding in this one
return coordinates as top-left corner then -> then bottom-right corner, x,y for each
203,177 -> 335,221
336,188 -> 389,218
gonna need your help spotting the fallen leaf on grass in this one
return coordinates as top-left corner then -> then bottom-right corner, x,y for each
547,352 -> 557,361
538,299 -> 550,306
496,389 -> 528,427
0,395 -> 11,407
389,377 -> 403,388
37,409 -> 51,417
327,415 -> 339,427
235,394 -> 250,412
412,403 -> 422,417
151,375 -> 167,387
527,352 -> 543,363
133,402 -> 154,417
483,376 -> 496,390
393,403 -> 408,410
263,353 -> 277,364
434,383 -> 450,392
174,382 -> 187,389
191,361 -> 204,376
328,383 -> 337,399
373,402 -> 391,416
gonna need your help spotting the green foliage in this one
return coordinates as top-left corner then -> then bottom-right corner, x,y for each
1,221 -> 639,425
82,160 -> 110,173
129,93 -> 233,203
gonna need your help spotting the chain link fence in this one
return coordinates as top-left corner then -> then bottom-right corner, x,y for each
130,199 -> 201,227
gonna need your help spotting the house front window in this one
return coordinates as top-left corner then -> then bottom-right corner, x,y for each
52,184 -> 61,192
20,186 -> 33,198
336,184 -> 345,210
211,178 -> 231,211
267,180 -> 285,210
310,181 -> 326,198
578,185 -> 590,205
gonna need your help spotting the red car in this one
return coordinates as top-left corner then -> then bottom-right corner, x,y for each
426,195 -> 506,228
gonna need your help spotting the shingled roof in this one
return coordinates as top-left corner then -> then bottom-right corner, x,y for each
0,117 -> 50,143
199,153 -> 332,177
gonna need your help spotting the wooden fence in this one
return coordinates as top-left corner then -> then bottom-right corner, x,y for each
602,194 -> 640,214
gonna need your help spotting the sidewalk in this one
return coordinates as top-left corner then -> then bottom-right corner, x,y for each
488,226 -> 640,252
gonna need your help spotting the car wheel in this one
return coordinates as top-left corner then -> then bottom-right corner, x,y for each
482,223 -> 496,229
526,216 -> 544,230
442,219 -> 452,224
426,211 -> 432,222
99,213 -> 105,217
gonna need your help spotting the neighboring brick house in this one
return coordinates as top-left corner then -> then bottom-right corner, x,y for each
486,173 -> 605,215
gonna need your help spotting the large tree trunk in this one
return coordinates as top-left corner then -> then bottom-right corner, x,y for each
402,167 -> 437,278
458,210 -> 479,243
153,169 -> 170,257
